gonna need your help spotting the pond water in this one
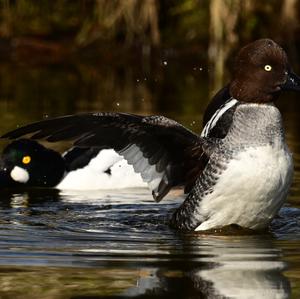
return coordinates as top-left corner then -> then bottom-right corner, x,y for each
0,57 -> 299,298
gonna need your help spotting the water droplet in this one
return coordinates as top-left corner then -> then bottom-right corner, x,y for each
136,79 -> 140,83
163,61 -> 168,65
116,102 -> 120,107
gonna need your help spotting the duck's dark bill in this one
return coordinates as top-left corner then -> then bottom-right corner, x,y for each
282,70 -> 300,91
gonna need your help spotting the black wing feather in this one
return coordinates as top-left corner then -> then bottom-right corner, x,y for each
63,147 -> 101,172
2,112 -> 203,201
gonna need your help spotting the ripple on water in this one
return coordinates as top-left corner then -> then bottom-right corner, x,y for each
0,188 -> 297,297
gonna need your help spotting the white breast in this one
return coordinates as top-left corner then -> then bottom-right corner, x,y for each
195,144 -> 293,231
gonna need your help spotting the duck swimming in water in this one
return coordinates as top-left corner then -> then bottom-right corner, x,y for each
0,139 -> 146,190
2,39 -> 300,231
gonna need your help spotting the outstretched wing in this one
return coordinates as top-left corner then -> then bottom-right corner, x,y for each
2,112 -> 203,201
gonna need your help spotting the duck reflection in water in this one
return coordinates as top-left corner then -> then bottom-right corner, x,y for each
0,187 -> 294,298
121,236 -> 290,299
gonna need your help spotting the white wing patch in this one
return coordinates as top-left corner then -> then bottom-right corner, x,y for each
10,166 -> 30,183
201,98 -> 238,137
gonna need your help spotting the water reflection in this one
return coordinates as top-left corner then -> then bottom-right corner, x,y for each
122,236 -> 291,299
0,236 -> 291,298
0,189 -> 295,298
185,237 -> 290,299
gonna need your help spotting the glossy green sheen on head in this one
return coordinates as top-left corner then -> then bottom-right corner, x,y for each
1,139 -> 66,187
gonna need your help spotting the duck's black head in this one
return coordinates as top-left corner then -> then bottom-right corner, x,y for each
0,139 -> 66,189
229,38 -> 300,103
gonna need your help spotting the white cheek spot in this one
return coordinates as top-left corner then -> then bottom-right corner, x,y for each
10,166 -> 30,183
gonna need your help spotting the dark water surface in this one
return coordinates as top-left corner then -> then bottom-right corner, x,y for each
0,59 -> 299,298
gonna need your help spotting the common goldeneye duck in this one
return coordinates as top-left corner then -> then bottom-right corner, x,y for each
2,38 -> 300,231
0,139 -> 146,190
0,139 -> 65,188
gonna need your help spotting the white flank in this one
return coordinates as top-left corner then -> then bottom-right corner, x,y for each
201,98 -> 238,137
57,149 -> 147,190
10,166 -> 30,183
195,143 -> 293,231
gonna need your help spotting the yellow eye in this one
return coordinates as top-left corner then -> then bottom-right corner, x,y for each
264,65 -> 272,72
22,156 -> 31,164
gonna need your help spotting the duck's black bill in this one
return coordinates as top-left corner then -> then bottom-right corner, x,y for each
282,70 -> 300,91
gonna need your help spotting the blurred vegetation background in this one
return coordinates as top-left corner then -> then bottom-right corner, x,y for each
0,0 -> 299,133
1,0 -> 299,84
